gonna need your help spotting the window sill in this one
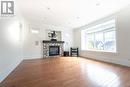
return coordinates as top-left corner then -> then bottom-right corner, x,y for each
81,49 -> 117,54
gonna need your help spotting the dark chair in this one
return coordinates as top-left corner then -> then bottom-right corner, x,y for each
70,47 -> 79,57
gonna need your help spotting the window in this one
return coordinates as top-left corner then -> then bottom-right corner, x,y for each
81,19 -> 116,52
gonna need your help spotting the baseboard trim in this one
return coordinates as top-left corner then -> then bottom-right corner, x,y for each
80,56 -> 130,67
0,59 -> 23,83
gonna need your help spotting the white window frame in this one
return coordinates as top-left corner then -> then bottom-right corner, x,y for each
81,19 -> 117,53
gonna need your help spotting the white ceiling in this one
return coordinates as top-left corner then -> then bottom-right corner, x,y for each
18,0 -> 130,28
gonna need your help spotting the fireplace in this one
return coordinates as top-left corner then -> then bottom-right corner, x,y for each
43,40 -> 64,58
49,46 -> 60,56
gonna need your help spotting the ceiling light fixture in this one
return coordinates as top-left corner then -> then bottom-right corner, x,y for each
96,3 -> 100,6
47,7 -> 50,10
77,17 -> 80,19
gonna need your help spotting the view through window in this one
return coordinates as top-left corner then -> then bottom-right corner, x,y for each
81,19 -> 116,52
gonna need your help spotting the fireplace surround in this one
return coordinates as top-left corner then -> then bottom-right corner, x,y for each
43,40 -> 64,58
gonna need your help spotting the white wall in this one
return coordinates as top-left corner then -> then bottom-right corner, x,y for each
0,0 -> 28,82
0,18 -> 23,82
74,5 -> 130,67
23,24 -> 73,59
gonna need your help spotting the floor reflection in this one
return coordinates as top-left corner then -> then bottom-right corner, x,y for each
80,63 -> 120,87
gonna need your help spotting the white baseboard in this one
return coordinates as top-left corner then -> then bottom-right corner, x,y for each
81,56 -> 130,67
0,59 -> 22,83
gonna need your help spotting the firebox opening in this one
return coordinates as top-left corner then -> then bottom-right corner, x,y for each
49,46 -> 60,56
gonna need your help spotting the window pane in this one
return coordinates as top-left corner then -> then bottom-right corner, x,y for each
86,33 -> 94,49
81,19 -> 116,52
104,30 -> 116,51
95,31 -> 104,50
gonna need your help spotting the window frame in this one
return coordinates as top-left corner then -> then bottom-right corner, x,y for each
81,19 -> 117,53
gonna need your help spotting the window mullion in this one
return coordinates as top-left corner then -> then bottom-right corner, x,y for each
103,31 -> 105,50
94,32 -> 96,49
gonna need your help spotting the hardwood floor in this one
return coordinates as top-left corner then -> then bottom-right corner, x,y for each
0,57 -> 130,87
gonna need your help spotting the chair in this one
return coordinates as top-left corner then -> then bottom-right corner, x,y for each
70,47 -> 79,57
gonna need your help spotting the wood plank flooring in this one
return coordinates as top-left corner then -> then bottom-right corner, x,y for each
0,57 -> 130,87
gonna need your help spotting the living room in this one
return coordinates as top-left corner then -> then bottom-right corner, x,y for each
0,0 -> 130,87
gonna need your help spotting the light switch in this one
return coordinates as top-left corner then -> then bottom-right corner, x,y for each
35,41 -> 39,46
